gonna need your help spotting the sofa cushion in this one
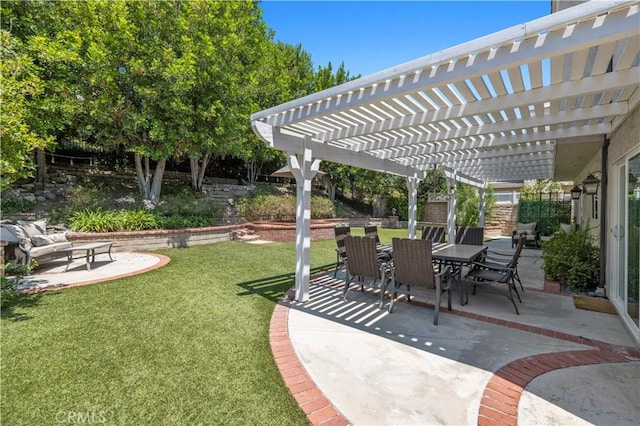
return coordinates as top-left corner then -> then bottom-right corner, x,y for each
31,235 -> 54,247
515,222 -> 536,234
47,232 -> 69,243
29,241 -> 72,258
17,219 -> 47,238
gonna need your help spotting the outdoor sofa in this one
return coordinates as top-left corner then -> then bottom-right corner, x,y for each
1,219 -> 72,264
511,222 -> 540,248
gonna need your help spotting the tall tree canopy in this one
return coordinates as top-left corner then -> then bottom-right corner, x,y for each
1,0 -> 363,201
0,29 -> 52,190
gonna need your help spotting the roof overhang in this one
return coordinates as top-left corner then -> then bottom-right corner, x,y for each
252,1 -> 640,187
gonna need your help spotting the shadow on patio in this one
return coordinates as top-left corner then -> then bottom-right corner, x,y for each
277,238 -> 640,425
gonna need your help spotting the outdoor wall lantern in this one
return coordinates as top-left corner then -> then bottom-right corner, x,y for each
570,185 -> 582,200
581,172 -> 601,195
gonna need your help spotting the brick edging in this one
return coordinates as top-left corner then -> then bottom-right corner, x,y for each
478,348 -> 640,426
273,276 -> 640,426
269,288 -> 350,426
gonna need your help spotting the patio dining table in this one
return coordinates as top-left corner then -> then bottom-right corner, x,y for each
431,243 -> 487,306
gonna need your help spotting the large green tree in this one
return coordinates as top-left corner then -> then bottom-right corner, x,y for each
242,41 -> 316,183
1,0 -> 363,200
78,1 -> 200,202
1,1 -> 87,187
0,29 -> 52,190
181,1 -> 270,190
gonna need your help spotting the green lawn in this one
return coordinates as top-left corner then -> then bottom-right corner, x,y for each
1,227 -> 409,425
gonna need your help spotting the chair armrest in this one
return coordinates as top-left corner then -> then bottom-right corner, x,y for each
434,265 -> 452,291
435,265 -> 452,280
470,262 -> 513,272
485,249 -> 511,258
484,255 -> 509,264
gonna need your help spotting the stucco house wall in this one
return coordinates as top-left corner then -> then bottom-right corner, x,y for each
573,105 -> 639,300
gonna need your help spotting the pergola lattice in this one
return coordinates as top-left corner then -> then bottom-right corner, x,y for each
251,1 -> 640,301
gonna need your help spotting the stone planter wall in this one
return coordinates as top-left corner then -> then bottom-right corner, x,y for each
247,221 -> 335,242
68,224 -> 246,252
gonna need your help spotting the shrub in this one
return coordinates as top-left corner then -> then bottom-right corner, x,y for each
311,196 -> 335,219
0,197 -> 37,214
236,194 -> 334,221
149,189 -> 224,227
66,181 -> 113,212
117,209 -> 160,231
1,262 -> 32,307
68,208 -> 159,232
542,225 -> 599,292
158,215 -> 212,229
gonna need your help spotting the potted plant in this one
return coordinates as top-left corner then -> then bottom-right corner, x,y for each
541,225 -> 600,293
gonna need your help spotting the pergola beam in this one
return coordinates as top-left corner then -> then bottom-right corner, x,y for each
252,121 -> 424,179
363,102 -> 627,158
378,124 -> 608,163
314,68 -> 635,146
251,2 -> 637,127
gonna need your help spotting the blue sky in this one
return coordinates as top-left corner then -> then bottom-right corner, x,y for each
260,1 -> 551,77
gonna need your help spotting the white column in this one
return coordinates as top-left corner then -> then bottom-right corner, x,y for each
478,184 -> 486,228
287,146 -> 321,303
406,177 -> 420,239
447,177 -> 457,243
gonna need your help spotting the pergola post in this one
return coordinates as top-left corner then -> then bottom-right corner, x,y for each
447,176 -> 457,243
478,184 -> 486,228
406,176 -> 420,239
287,145 -> 321,302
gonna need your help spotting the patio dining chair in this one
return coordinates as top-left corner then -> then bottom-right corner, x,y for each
364,225 -> 381,244
343,235 -> 392,309
480,234 -> 526,292
455,226 -> 484,245
333,226 -> 351,278
421,226 -> 445,243
387,238 -> 453,325
465,238 -> 523,315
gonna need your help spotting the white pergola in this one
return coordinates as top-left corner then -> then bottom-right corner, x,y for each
251,1 -> 640,302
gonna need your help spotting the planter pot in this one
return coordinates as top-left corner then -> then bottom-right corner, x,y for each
544,278 -> 561,294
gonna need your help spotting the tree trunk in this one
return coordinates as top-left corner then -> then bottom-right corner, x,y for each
134,153 -> 150,199
35,148 -> 47,189
190,156 -> 200,190
196,151 -> 211,190
325,178 -> 337,202
245,158 -> 262,184
245,159 -> 253,183
149,158 -> 166,203
189,152 -> 211,191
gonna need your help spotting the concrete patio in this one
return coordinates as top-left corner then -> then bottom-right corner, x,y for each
272,237 -> 640,425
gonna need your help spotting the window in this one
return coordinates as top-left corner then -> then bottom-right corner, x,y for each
592,194 -> 598,220
493,191 -> 519,205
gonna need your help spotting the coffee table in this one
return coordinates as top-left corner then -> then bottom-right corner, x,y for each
60,242 -> 115,271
